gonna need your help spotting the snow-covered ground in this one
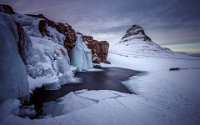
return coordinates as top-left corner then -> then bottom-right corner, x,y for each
1,52 -> 200,125
108,53 -> 200,125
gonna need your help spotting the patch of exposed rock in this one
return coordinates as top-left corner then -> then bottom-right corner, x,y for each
122,25 -> 151,42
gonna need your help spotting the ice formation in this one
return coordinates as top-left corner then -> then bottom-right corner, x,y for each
70,34 -> 93,71
0,12 -> 29,102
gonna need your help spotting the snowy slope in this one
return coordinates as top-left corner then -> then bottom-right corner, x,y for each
107,53 -> 200,125
111,25 -> 192,58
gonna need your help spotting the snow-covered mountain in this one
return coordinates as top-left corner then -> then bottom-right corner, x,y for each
111,25 -> 190,58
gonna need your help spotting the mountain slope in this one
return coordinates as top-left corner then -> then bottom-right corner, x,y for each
111,25 -> 188,58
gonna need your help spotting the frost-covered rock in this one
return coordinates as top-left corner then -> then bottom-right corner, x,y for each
0,12 -> 29,102
70,33 -> 93,71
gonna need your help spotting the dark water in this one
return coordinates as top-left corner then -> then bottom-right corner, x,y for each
29,67 -> 142,117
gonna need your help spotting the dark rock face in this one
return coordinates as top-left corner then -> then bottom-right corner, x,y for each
122,25 -> 151,41
83,36 -> 100,63
38,20 -> 47,36
0,4 -> 15,14
83,36 -> 110,63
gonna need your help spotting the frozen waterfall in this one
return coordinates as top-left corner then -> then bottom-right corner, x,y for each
70,34 -> 93,71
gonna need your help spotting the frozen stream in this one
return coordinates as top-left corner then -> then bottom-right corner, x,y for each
29,67 -> 143,117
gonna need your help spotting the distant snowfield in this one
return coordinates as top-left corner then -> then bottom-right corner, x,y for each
1,53 -> 200,125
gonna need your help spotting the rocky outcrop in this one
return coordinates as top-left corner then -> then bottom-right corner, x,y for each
99,41 -> 110,63
38,20 -> 47,36
122,25 -> 151,42
29,14 -> 77,51
0,4 -> 15,14
56,23 -> 76,50
83,35 -> 110,63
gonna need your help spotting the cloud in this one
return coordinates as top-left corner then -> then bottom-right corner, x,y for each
1,0 -> 200,47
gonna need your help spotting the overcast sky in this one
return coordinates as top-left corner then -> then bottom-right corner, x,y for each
1,0 -> 200,52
